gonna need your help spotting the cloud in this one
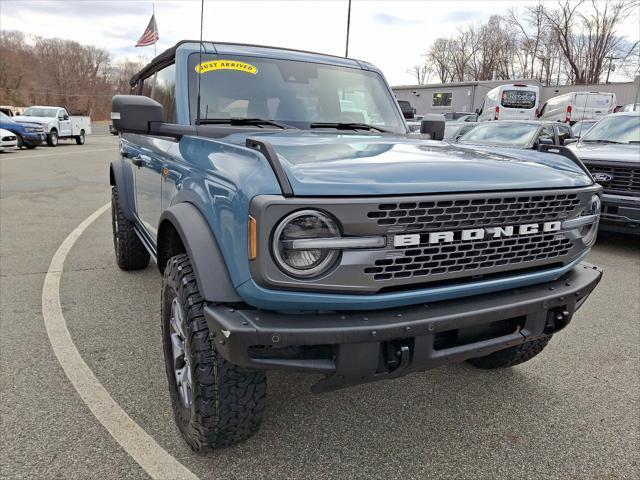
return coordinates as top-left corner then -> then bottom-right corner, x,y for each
443,10 -> 483,22
372,13 -> 418,26
3,0 -> 154,18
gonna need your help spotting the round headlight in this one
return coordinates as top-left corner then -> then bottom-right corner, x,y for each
580,194 -> 601,246
272,210 -> 340,278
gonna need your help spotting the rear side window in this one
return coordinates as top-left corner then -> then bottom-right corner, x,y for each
501,90 -> 536,109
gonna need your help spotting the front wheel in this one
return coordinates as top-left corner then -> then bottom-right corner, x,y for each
75,130 -> 85,145
46,130 -> 58,147
162,254 -> 267,451
467,335 -> 552,369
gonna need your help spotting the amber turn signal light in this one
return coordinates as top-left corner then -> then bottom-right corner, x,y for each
248,216 -> 258,260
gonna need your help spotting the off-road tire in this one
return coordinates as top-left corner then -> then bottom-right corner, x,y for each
75,130 -> 85,145
161,254 -> 267,451
467,335 -> 552,369
111,186 -> 149,270
46,129 -> 58,147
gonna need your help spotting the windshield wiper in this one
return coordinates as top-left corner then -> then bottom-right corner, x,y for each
581,139 -> 624,144
309,122 -> 389,133
197,117 -> 295,129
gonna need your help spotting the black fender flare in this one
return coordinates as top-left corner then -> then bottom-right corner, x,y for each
158,203 -> 241,303
109,159 -> 135,221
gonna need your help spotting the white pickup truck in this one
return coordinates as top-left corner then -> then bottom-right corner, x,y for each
14,106 -> 91,146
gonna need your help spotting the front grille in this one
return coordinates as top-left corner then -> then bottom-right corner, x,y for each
362,191 -> 584,286
367,193 -> 581,231
251,187 -> 594,294
584,163 -> 640,196
2,136 -> 15,141
365,232 -> 572,282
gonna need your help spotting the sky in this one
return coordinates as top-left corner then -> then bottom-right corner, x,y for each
1,0 -> 639,85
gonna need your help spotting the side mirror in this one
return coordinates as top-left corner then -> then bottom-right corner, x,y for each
475,108 -> 481,115
111,95 -> 163,134
536,137 -> 554,149
420,113 -> 446,140
563,138 -> 578,145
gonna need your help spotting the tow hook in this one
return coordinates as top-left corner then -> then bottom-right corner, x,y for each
545,309 -> 571,334
387,344 -> 411,373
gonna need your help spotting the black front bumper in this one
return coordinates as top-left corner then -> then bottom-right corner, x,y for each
204,263 -> 602,392
599,193 -> 640,234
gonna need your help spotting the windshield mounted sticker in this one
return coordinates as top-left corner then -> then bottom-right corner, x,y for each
195,60 -> 258,75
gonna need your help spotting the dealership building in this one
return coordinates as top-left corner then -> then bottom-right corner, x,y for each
392,77 -> 640,116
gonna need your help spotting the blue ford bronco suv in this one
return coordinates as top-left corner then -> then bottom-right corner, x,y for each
110,41 -> 603,451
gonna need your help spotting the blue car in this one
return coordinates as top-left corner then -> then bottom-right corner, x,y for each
110,41 -> 603,450
0,112 -> 45,149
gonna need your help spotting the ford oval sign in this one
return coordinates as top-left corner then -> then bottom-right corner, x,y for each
593,172 -> 613,182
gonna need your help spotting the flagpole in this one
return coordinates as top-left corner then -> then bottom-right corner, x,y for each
153,3 -> 156,57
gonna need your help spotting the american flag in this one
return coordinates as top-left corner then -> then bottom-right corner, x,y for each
135,14 -> 159,47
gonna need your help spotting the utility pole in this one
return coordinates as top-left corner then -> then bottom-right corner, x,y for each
604,56 -> 620,84
345,0 -> 352,58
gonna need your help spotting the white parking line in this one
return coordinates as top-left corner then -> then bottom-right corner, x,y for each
41,203 -> 200,480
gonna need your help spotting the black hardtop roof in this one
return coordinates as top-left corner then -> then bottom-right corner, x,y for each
129,40 -> 366,86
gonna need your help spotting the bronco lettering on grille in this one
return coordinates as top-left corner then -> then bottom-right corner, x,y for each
393,221 -> 561,247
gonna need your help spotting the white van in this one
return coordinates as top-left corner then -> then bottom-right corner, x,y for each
538,92 -> 616,124
477,84 -> 540,121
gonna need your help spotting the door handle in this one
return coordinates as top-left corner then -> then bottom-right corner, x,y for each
131,154 -> 151,167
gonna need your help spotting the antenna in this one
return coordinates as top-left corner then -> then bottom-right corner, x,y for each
576,92 -> 590,138
196,0 -> 204,126
345,0 -> 351,57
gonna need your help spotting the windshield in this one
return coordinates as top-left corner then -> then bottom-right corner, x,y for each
501,90 -> 536,109
581,115 -> 640,144
572,121 -> 596,135
23,107 -> 58,117
188,55 -> 405,133
458,122 -> 539,147
0,112 -> 16,123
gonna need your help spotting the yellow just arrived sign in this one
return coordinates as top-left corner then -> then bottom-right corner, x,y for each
195,60 -> 258,75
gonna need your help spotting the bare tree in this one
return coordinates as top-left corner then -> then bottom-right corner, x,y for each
543,0 -> 638,84
406,62 -> 431,85
0,31 -> 32,105
427,38 -> 455,83
0,31 -> 144,119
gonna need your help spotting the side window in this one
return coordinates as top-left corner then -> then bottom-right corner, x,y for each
539,125 -> 555,143
150,64 -> 177,123
556,125 -> 572,144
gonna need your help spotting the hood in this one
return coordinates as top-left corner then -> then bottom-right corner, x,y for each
13,115 -> 51,125
224,132 -> 593,196
568,142 -> 640,164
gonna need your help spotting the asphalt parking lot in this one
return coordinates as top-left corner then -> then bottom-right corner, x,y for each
1,135 -> 638,480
